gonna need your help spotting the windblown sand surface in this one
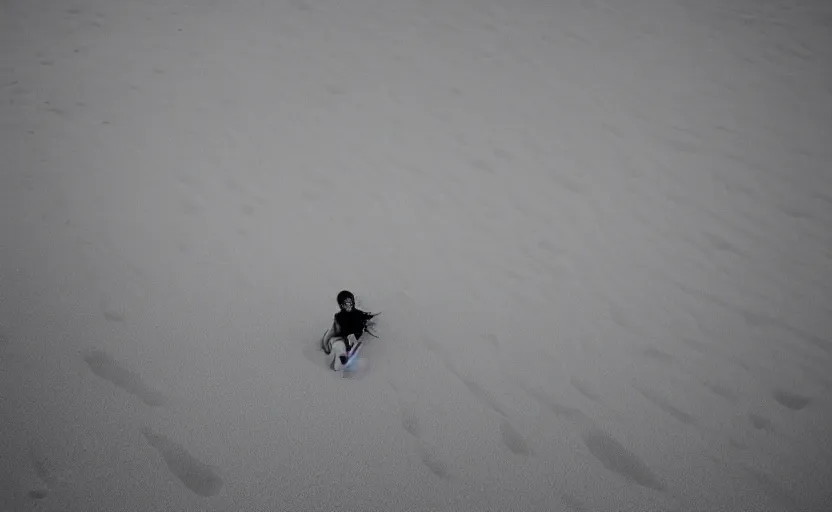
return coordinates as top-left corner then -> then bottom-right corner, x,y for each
2,0 -> 830,510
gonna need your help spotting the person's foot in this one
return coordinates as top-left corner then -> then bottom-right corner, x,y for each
331,352 -> 345,370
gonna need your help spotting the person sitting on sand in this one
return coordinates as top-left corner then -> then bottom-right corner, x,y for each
321,290 -> 377,370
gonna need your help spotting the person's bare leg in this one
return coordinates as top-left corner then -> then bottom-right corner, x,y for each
330,338 -> 348,370
321,319 -> 339,353
321,328 -> 331,353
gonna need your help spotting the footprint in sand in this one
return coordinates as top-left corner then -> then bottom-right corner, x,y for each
582,428 -> 665,492
772,388 -> 811,411
481,333 -> 500,349
82,349 -> 167,406
744,465 -> 800,509
29,444 -> 67,487
400,408 -> 421,438
519,384 -> 584,421
386,381 -> 420,441
559,493 -> 589,511
570,376 -> 602,402
459,378 -> 509,419
639,345 -> 736,402
417,343 -> 534,457
499,418 -> 533,456
679,336 -> 711,354
638,346 -> 677,364
100,300 -> 126,323
631,381 -> 697,426
748,413 -> 774,432
102,308 -> 126,323
452,372 -> 533,456
416,445 -> 453,481
701,380 -> 736,402
141,427 -> 224,497
686,288 -> 832,356
387,378 -> 453,480
27,443 -> 71,501
27,489 -> 48,499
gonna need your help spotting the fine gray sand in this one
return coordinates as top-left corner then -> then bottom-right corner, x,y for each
2,0 -> 830,510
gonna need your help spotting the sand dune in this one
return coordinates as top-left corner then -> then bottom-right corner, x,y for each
2,0 -> 830,510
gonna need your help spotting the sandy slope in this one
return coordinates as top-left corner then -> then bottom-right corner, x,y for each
2,0 -> 831,510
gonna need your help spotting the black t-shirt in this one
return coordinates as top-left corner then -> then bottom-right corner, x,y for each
335,309 -> 372,339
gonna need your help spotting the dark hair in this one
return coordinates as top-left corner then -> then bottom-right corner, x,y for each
337,290 -> 355,305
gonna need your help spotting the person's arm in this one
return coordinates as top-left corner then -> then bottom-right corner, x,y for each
332,315 -> 342,337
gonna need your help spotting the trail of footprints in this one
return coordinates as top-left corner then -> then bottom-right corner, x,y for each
629,338 -> 817,508
21,306 -> 815,508
82,349 -> 168,407
636,339 -> 815,430
422,335 -> 534,457
390,334 -> 594,508
385,378 -> 455,482
24,345 -> 225,503
599,335 -> 811,506
140,427 -> 224,497
503,362 -> 669,504
393,333 -> 663,510
413,326 -> 813,509
27,443 -> 66,502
